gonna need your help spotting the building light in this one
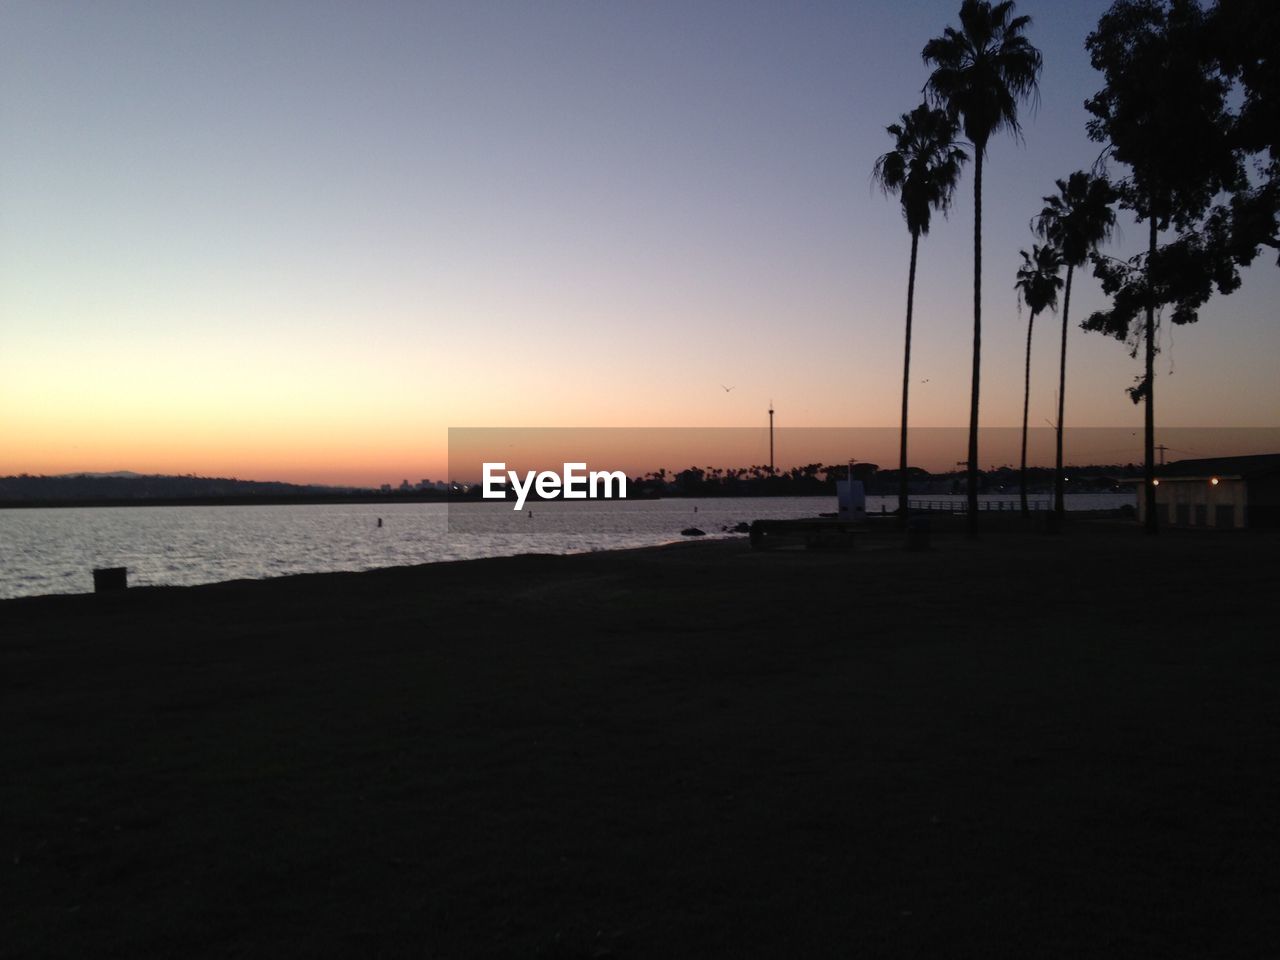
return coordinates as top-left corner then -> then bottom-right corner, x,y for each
1211,477 -> 1220,485
1152,479 -> 1160,486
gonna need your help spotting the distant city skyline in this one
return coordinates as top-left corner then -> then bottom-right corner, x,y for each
3,1 -> 1277,486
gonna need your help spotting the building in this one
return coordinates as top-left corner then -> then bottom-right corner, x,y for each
1140,454 -> 1280,529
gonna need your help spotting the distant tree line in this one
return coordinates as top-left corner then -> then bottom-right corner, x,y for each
627,463 -> 1143,499
0,466 -> 1146,505
0,474 -> 374,504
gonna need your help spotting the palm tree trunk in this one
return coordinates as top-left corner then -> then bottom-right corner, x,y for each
1021,311 -> 1034,518
898,230 -> 920,525
1144,213 -> 1158,535
1053,263 -> 1073,529
966,149 -> 982,537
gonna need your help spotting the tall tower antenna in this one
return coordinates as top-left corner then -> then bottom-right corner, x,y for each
768,400 -> 775,476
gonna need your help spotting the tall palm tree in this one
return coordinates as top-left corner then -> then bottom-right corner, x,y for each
1033,171 -> 1116,530
872,104 -> 968,525
1014,244 -> 1063,518
923,0 -> 1042,536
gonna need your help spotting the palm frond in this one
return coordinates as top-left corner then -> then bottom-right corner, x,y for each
872,103 -> 968,236
1014,242 -> 1065,316
1033,170 -> 1118,267
922,0 -> 1042,152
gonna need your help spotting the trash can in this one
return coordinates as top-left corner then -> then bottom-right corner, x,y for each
93,567 -> 128,592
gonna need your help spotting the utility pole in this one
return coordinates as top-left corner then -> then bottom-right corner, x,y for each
1155,443 -> 1169,466
768,400 -> 775,476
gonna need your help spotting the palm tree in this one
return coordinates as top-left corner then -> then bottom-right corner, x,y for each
1033,171 -> 1116,530
872,104 -> 968,525
923,0 -> 1042,536
1014,244 -> 1063,518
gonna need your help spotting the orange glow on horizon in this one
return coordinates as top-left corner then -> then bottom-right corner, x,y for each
5,421 -> 1280,488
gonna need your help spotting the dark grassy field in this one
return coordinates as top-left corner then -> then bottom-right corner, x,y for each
3,519 -> 1278,958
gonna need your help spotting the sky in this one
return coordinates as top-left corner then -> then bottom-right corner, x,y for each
2,0 -> 1277,484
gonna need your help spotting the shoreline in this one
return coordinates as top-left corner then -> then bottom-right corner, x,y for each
0,510 -> 1134,604
0,533 -> 733,605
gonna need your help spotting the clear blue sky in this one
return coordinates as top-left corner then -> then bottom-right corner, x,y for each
2,0 -> 1276,482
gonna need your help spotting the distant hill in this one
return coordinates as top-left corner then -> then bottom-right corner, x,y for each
0,473 -> 375,504
56,470 -> 146,479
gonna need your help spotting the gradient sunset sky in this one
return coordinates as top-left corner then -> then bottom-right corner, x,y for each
3,0 -> 1277,485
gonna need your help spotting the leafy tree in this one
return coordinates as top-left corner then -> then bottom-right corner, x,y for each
924,0 -> 1042,536
872,104 -> 968,523
1033,172 -> 1118,528
1084,0 -> 1245,533
1013,244 -> 1064,517
1206,0 -> 1279,266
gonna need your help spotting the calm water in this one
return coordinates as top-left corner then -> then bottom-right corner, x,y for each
0,493 -> 1134,599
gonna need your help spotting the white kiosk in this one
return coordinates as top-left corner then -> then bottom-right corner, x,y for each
836,478 -> 866,523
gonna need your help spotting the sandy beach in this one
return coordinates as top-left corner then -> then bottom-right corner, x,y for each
4,518 -> 1278,957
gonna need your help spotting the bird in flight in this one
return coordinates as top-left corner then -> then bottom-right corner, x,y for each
921,378 -> 930,383
721,384 -> 735,392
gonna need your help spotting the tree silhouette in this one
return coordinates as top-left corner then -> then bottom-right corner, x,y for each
1084,0 -> 1244,533
872,104 -> 968,524
1014,244 -> 1064,518
1207,0 -> 1279,267
1033,171 -> 1117,529
924,0 -> 1042,536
